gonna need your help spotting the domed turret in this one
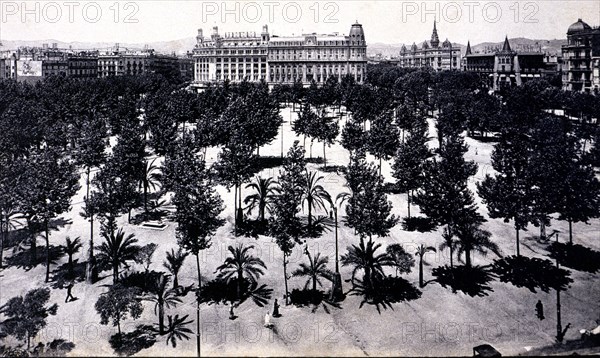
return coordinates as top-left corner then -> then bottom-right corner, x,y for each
442,38 -> 452,48
411,42 -> 418,52
422,41 -> 429,49
400,44 -> 407,54
349,22 -> 366,45
567,18 -> 591,35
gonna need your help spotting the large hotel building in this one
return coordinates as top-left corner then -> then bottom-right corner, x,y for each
561,18 -> 600,93
397,21 -> 461,71
192,23 -> 367,86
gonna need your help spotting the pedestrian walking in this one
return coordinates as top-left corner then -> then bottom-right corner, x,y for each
65,281 -> 75,303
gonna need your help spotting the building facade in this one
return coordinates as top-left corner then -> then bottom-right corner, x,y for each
463,37 -> 550,90
397,21 -> 461,71
192,23 -> 367,86
561,18 -> 600,93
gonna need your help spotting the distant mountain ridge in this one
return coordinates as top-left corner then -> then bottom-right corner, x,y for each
0,37 -> 566,57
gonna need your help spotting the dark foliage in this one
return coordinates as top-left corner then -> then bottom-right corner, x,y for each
108,324 -> 156,357
547,242 -> 600,274
432,265 -> 495,297
491,255 -> 573,293
347,275 -> 421,313
289,288 -> 342,314
119,270 -> 165,293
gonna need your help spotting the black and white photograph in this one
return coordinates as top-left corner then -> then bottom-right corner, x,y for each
0,0 -> 599,356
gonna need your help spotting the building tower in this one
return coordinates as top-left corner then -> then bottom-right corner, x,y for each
430,20 -> 440,48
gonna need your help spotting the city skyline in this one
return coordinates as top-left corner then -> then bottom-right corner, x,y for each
0,1 -> 599,46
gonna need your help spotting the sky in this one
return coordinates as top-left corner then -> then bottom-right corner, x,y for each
0,0 -> 599,45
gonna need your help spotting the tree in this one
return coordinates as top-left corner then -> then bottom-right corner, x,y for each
415,133 -> 480,242
386,244 -> 415,276
292,249 -> 334,292
164,136 -> 224,357
344,157 -> 398,240
415,244 -> 436,288
439,227 -> 458,268
140,158 -> 162,215
163,248 -> 188,289
215,244 -> 267,299
341,119 -> 367,158
269,141 -> 306,304
342,238 -> 393,293
243,176 -> 278,222
0,288 -> 58,349
64,236 -> 82,278
95,284 -> 143,338
392,120 -> 430,218
301,171 -> 332,235
455,221 -> 500,268
165,314 -> 194,348
96,228 -> 141,284
17,147 -> 80,282
313,111 -> 340,168
143,274 -> 182,335
368,111 -> 400,174
293,103 -> 318,151
478,131 -> 533,257
74,113 -> 107,284
135,243 -> 158,272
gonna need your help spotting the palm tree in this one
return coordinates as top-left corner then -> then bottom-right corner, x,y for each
96,228 -> 140,284
243,176 -> 278,222
144,273 -> 182,335
163,248 -> 188,288
64,236 -> 82,278
415,244 -> 436,288
292,249 -> 334,291
302,171 -> 332,231
341,238 -> 393,292
165,314 -> 193,348
215,244 -> 267,299
455,223 -> 500,268
141,158 -> 162,214
439,226 -> 458,268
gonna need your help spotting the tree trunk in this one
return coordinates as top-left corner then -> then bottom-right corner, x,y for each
407,192 -> 411,218
418,257 -> 424,288
234,184 -> 238,236
308,199 -> 312,232
117,318 -> 122,338
29,222 -> 37,267
195,253 -> 202,358
283,253 -> 289,305
158,303 -> 165,335
68,254 -> 74,278
173,273 -> 179,289
516,227 -> 520,257
323,142 -> 327,168
312,274 -> 317,292
143,179 -> 148,214
568,219 -> 573,245
465,249 -> 472,268
86,212 -> 97,284
0,216 -> 4,269
45,222 -> 50,282
449,247 -> 453,268
113,262 -> 119,284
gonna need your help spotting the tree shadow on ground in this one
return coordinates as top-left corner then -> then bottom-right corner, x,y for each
491,255 -> 573,293
401,216 -> 437,233
348,276 -> 421,314
1,339 -> 75,357
289,288 -> 342,314
119,270 -> 165,293
382,182 -> 403,194
255,156 -> 284,171
319,165 -> 346,174
237,219 -> 269,239
51,261 -> 86,289
109,325 -> 156,357
199,278 -> 273,318
1,228 -> 29,252
5,244 -> 64,270
431,265 -> 495,297
546,242 -> 600,274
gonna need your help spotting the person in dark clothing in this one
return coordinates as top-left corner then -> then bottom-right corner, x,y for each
536,300 -> 545,320
273,299 -> 281,317
65,281 -> 75,303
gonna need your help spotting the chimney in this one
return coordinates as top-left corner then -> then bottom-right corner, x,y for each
52,42 -> 57,49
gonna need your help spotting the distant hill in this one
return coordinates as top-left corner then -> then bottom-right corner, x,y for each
1,37 -> 566,57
